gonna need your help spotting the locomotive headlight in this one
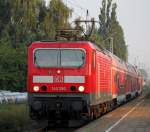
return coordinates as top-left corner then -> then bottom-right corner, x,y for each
33,86 -> 39,92
78,86 -> 85,92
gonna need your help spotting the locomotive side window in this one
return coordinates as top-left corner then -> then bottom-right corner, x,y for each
115,73 -> 120,89
92,51 -> 96,68
34,49 -> 59,67
34,49 -> 85,68
60,49 -> 85,67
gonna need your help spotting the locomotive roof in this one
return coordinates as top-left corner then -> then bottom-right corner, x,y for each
92,42 -> 138,75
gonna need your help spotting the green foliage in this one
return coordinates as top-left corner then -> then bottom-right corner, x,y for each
49,0 -> 72,28
0,0 -> 11,36
0,104 -> 30,132
97,0 -> 128,61
41,0 -> 72,39
140,69 -> 148,80
0,39 -> 27,91
91,28 -> 104,47
11,0 -> 40,31
99,0 -> 108,39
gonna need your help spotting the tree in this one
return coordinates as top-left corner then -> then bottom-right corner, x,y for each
41,0 -> 72,39
11,0 -> 40,31
0,0 -> 11,36
9,0 -> 42,47
0,39 -> 27,91
109,3 -> 128,61
98,1 -> 128,61
99,0 -> 107,39
38,0 -> 47,24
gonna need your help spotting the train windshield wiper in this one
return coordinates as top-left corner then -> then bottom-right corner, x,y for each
78,56 -> 85,68
34,56 -> 40,68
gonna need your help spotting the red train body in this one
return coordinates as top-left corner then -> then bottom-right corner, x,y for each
27,41 -> 143,124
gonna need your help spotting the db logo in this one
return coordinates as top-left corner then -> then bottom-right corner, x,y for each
53,76 -> 64,83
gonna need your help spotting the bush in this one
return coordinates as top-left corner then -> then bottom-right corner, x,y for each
0,39 -> 27,91
0,104 -> 30,132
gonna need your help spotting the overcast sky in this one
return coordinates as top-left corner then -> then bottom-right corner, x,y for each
46,0 -> 150,71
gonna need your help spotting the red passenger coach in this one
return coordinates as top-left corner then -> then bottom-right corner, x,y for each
27,40 -> 143,125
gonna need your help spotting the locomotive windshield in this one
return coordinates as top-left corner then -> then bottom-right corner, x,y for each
34,49 -> 85,67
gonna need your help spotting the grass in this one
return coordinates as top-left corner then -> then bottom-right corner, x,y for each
0,103 -> 31,132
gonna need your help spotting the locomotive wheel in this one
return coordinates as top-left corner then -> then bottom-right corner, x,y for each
111,100 -> 115,109
87,108 -> 94,121
106,102 -> 110,112
102,103 -> 107,114
93,106 -> 102,119
90,111 -> 94,120
93,108 -> 98,119
93,107 -> 98,119
107,101 -> 114,112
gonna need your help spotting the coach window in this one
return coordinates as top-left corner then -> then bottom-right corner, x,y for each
34,49 -> 59,67
115,74 -> 120,89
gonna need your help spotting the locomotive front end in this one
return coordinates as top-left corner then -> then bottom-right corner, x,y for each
27,42 -> 92,122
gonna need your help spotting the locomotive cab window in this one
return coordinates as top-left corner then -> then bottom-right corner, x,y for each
34,49 -> 59,67
60,49 -> 85,67
34,49 -> 85,68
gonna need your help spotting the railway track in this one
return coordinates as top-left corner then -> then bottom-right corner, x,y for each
33,127 -> 48,132
32,125 -> 77,132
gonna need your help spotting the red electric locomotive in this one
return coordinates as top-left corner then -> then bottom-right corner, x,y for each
27,40 -> 143,125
